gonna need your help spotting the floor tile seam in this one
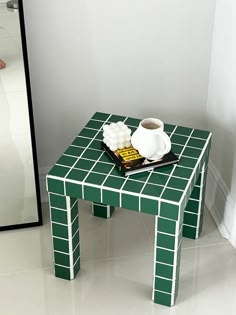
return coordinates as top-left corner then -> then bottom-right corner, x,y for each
0,266 -> 53,277
181,241 -> 230,251
138,213 -> 154,244
80,251 -> 154,264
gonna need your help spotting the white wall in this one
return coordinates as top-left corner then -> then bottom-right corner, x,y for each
205,0 -> 236,246
22,0 -> 216,170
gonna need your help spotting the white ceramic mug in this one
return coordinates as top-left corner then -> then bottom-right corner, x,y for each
131,118 -> 171,160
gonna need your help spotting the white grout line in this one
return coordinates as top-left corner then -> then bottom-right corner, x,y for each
66,197 -> 74,279
152,216 -> 158,301
179,133 -> 212,206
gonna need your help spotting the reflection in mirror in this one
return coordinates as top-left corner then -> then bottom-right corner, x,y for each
0,0 -> 42,230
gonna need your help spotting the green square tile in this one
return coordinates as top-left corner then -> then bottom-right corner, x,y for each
157,217 -> 176,235
171,144 -> 184,155
140,197 -> 158,215
72,218 -> 79,235
157,233 -> 175,250
155,263 -> 174,279
125,117 -> 140,127
49,194 -> 67,209
95,131 -> 104,140
102,189 -> 120,207
161,188 -> 183,203
64,146 -> 84,157
99,151 -> 114,163
47,178 -> 64,194
72,136 -> 91,147
190,186 -> 200,199
74,158 -> 94,170
175,126 -> 193,136
92,162 -> 114,174
122,180 -> 144,193
156,248 -> 174,265
85,173 -> 106,185
71,202 -> 78,222
85,119 -> 104,129
74,260 -> 80,277
73,245 -> 80,262
192,129 -> 210,139
121,193 -> 139,211
167,177 -> 188,191
185,199 -> 199,213
68,197 -> 77,208
54,251 -> 70,267
142,184 -> 163,198
93,204 -> 109,218
72,232 -> 80,249
129,126 -> 137,134
89,140 -> 103,150
56,155 -> 77,167
183,147 -> 201,159
160,202 -> 179,220
66,169 -> 87,181
103,176 -> 126,189
52,223 -> 68,239
51,208 -> 67,224
108,114 -> 126,122
183,225 -> 197,239
154,291 -> 172,306
195,174 -> 202,186
172,166 -> 193,179
188,138 -> 205,149
129,172 -> 151,182
184,212 -> 198,226
148,173 -> 169,186
155,277 -> 172,294
53,237 -> 69,253
92,112 -> 110,121
171,134 -> 188,146
178,156 -> 197,169
48,165 -> 70,177
79,128 -> 98,138
66,182 -> 82,198
164,124 -> 175,133
81,149 -> 103,160
55,265 -> 70,280
154,165 -> 174,175
110,166 -> 125,177
84,185 -> 101,203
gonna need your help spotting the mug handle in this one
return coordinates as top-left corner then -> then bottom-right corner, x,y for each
155,130 -> 171,156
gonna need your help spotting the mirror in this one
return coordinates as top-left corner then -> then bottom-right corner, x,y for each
0,0 -> 42,230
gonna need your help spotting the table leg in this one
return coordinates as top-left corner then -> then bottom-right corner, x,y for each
92,202 -> 115,219
183,163 -> 207,239
153,216 -> 183,306
49,193 -> 80,280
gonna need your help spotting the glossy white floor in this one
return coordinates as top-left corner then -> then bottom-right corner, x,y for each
1,201 -> 236,315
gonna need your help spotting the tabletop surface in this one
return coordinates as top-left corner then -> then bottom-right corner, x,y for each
47,112 -> 211,216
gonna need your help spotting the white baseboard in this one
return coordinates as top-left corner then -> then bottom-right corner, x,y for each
205,159 -> 236,247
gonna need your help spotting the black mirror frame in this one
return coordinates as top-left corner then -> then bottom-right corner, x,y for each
0,0 -> 43,231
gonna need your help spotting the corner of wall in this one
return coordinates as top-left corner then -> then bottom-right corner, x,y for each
205,159 -> 236,247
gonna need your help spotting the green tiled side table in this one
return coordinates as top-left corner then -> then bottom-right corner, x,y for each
46,112 -> 211,307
